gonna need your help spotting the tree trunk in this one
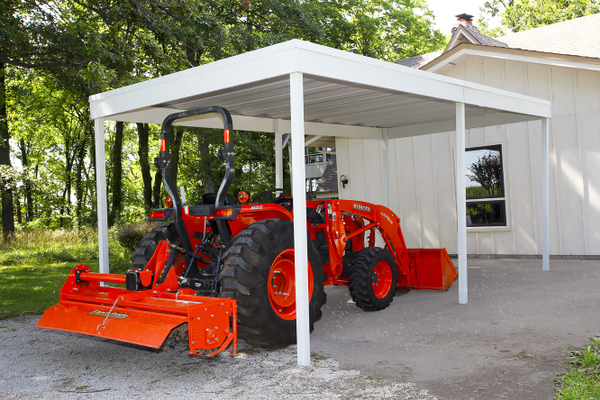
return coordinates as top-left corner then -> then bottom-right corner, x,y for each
170,126 -> 184,190
197,128 -> 217,194
108,121 -> 124,226
59,138 -> 74,227
19,139 -> 34,222
15,194 -> 22,224
152,169 -> 162,208
137,123 -> 153,211
75,134 -> 88,225
0,62 -> 14,239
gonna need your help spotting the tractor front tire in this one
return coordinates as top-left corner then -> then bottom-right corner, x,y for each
349,247 -> 398,311
218,219 -> 326,348
131,223 -> 179,270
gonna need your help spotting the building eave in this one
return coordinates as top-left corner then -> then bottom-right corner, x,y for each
423,42 -> 600,74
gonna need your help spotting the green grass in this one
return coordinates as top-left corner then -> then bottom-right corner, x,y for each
0,228 -> 133,320
555,338 -> 600,399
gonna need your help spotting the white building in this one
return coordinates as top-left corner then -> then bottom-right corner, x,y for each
335,14 -> 600,257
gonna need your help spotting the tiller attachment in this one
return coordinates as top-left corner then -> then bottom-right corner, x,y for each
36,264 -> 237,357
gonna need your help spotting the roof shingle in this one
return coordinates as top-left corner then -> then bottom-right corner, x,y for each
394,13 -> 600,69
316,155 -> 339,193
498,13 -> 600,59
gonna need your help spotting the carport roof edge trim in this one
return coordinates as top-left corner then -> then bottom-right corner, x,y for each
88,39 -> 551,126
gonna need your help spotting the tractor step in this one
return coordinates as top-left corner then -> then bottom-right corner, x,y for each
36,265 -> 237,357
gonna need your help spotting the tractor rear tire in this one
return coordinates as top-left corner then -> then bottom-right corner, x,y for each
131,223 -> 179,270
349,247 -> 398,311
218,219 -> 326,348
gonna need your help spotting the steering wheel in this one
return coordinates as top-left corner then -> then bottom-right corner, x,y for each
252,188 -> 286,203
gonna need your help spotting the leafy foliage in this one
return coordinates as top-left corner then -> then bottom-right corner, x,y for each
554,338 -> 600,399
114,221 -> 161,251
479,0 -> 600,36
1,0 -> 446,235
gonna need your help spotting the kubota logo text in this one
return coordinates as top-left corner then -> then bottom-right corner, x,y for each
353,204 -> 371,213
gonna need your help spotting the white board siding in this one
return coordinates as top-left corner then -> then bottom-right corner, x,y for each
336,57 -> 600,255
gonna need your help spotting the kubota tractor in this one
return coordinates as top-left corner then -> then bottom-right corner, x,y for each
37,107 -> 457,356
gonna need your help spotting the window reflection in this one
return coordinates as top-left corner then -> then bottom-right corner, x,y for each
465,145 -> 506,227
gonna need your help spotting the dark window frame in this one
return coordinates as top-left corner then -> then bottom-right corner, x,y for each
466,200 -> 507,227
465,144 -> 507,228
465,144 -> 504,200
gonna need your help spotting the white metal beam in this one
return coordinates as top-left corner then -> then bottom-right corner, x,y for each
542,118 -> 550,271
102,108 -> 382,139
381,128 -> 390,208
275,119 -> 283,189
456,103 -> 468,304
387,111 -> 541,139
94,118 -> 109,274
304,135 -> 323,147
290,72 -> 311,366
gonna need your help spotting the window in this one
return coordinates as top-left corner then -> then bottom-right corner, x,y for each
465,145 -> 506,227
306,177 -> 320,193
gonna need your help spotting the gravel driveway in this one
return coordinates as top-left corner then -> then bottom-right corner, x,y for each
0,315 -> 436,400
3,258 -> 598,399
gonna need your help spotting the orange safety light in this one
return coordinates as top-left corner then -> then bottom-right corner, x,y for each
214,208 -> 234,217
237,191 -> 251,204
149,210 -> 166,219
165,196 -> 173,208
224,130 -> 230,143
160,139 -> 166,152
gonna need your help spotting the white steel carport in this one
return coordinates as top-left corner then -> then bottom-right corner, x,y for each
89,39 -> 552,366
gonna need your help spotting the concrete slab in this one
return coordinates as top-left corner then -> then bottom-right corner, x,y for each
311,258 -> 600,399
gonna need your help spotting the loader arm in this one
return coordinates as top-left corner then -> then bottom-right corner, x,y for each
309,199 -> 457,291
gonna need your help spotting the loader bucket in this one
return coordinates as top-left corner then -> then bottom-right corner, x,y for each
406,248 -> 457,291
37,265 -> 237,357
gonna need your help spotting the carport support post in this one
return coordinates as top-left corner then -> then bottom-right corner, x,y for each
94,118 -> 109,274
542,118 -> 550,271
456,103 -> 467,304
381,128 -> 390,208
290,72 -> 311,366
275,119 -> 284,189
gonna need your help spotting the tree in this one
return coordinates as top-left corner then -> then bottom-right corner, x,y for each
479,0 -> 600,36
1,0 -> 147,233
334,0 -> 446,61
2,0 -> 446,232
467,152 -> 502,196
0,62 -> 14,238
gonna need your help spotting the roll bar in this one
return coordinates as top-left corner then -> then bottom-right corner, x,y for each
155,106 -> 235,259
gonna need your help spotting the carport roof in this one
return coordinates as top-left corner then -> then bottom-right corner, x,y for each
89,39 -> 551,138
89,39 -> 553,365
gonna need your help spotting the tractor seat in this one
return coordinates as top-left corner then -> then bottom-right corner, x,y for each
200,193 -> 235,206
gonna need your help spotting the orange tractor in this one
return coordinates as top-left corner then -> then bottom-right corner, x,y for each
37,107 -> 457,356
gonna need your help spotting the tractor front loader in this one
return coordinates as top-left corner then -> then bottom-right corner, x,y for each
37,106 -> 457,356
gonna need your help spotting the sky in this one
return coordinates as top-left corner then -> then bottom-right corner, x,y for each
425,0 -> 494,34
